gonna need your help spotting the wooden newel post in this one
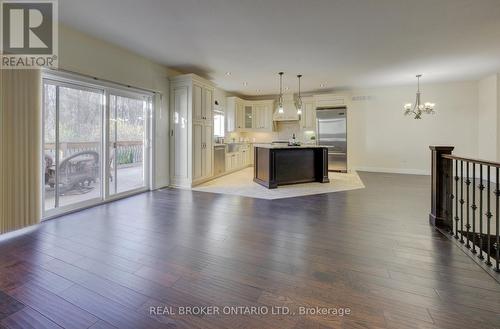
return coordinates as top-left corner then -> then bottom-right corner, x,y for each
429,146 -> 454,231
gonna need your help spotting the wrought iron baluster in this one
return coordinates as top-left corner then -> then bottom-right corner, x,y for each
486,166 -> 492,266
465,162 -> 471,248
471,163 -> 477,254
454,159 -> 459,239
460,161 -> 464,243
496,167 -> 499,272
479,165 -> 484,260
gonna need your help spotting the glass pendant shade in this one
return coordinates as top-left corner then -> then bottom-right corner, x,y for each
296,74 -> 303,115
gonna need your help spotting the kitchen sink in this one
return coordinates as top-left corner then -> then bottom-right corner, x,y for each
226,143 -> 240,153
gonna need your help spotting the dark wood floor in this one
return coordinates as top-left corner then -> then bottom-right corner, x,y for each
1,172 -> 499,329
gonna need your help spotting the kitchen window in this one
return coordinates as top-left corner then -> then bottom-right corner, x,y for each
213,110 -> 225,137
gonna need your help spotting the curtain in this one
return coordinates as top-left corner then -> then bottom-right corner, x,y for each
0,69 -> 42,234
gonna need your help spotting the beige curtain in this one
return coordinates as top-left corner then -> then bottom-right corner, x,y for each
0,69 -> 42,234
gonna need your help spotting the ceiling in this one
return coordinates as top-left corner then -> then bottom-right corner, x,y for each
59,0 -> 500,96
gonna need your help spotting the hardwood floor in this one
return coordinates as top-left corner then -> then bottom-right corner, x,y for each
0,172 -> 499,329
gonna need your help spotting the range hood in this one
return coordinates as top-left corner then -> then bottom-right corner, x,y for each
273,95 -> 299,121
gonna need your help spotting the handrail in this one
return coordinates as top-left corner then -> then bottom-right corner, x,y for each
442,154 -> 500,168
430,145 -> 500,278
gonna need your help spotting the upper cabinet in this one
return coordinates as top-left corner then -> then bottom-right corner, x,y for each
313,94 -> 350,108
300,97 -> 316,130
193,84 -> 213,123
227,97 -> 274,132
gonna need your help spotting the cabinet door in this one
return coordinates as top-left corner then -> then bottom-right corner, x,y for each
192,122 -> 204,180
244,105 -> 253,129
236,103 -> 245,130
225,155 -> 232,171
262,105 -> 271,130
203,124 -> 213,178
253,106 -> 264,129
301,101 -> 315,129
230,153 -> 238,169
203,88 -> 213,122
241,150 -> 247,166
248,146 -> 254,165
193,85 -> 203,122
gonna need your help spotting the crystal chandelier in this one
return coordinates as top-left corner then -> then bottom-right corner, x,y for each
295,74 -> 303,115
404,74 -> 436,119
277,72 -> 284,114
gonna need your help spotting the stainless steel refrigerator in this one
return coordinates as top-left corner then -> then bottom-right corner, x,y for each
316,108 -> 347,172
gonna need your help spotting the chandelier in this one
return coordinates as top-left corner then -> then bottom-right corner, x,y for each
404,74 -> 436,119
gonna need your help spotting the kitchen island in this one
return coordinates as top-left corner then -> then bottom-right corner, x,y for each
253,144 -> 330,189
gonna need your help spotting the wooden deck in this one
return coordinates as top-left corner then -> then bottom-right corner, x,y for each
1,172 -> 499,328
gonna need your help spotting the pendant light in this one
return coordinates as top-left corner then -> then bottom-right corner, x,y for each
296,74 -> 303,115
278,72 -> 284,114
403,74 -> 436,119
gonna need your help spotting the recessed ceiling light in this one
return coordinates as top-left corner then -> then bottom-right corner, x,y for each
225,72 -> 231,76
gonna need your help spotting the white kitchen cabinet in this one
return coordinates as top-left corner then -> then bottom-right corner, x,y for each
203,88 -> 213,122
192,122 -> 203,181
236,102 -> 245,131
170,74 -> 215,188
248,145 -> 254,165
300,98 -> 316,130
204,124 -> 213,177
227,97 -> 274,132
252,100 -> 273,131
225,154 -> 232,172
313,94 -> 350,108
244,104 -> 253,129
226,152 -> 240,171
241,149 -> 248,167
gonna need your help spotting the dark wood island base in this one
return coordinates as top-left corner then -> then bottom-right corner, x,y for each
253,145 -> 330,189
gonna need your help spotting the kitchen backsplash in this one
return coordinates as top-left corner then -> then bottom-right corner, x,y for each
227,122 -> 316,144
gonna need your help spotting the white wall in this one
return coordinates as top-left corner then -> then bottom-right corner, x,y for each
58,25 -> 180,188
349,81 -> 478,174
477,74 -> 498,161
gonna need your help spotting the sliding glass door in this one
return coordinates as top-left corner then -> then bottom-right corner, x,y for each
42,75 -> 152,217
43,81 -> 104,211
108,93 -> 150,196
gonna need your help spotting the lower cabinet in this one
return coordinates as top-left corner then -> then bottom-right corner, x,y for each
224,147 -> 253,173
192,122 -> 213,184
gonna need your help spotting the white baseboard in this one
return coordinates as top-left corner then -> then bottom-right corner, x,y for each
352,166 -> 430,176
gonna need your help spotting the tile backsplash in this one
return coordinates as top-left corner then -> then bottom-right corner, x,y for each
227,121 -> 316,144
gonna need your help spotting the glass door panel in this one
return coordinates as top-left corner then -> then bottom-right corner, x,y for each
43,80 -> 104,213
57,86 -> 103,207
109,93 -> 149,195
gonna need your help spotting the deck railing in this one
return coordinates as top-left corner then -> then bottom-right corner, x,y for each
44,141 -> 144,167
430,146 -> 499,274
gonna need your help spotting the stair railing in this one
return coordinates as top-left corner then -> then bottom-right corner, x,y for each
430,146 -> 499,274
